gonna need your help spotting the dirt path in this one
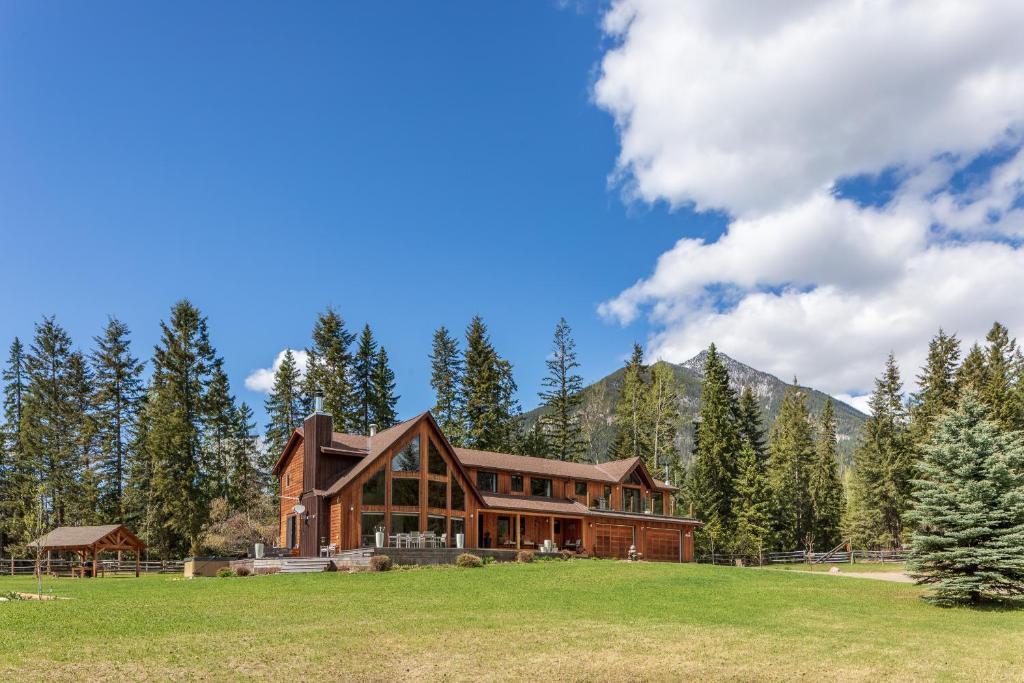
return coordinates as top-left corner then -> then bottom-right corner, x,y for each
781,569 -> 914,583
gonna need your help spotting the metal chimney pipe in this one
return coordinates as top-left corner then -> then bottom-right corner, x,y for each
369,423 -> 378,437
313,392 -> 325,414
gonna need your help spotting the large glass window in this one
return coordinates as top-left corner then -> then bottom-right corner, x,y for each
360,512 -> 384,547
497,516 -> 511,545
428,480 -> 448,509
450,517 -> 465,546
427,514 -> 447,537
392,478 -> 420,507
530,477 -> 552,497
392,435 -> 421,473
653,493 -> 664,515
575,481 -> 587,497
625,471 -> 642,485
286,515 -> 297,549
427,439 -> 448,476
623,487 -> 641,513
477,471 -> 497,492
511,474 -> 523,492
451,476 -> 466,511
362,468 -> 385,506
391,512 -> 419,534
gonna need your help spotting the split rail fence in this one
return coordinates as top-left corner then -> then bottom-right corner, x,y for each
696,549 -> 909,567
1,557 -> 184,576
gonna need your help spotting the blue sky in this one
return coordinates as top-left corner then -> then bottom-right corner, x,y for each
0,2 -> 722,423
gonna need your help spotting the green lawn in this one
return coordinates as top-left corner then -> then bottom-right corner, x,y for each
2,561 -> 1022,682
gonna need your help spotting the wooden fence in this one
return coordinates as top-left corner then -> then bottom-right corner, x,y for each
696,548 -> 908,567
2,557 -> 184,576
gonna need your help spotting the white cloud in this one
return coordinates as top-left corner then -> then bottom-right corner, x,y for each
594,0 -> 1024,405
245,349 -> 309,393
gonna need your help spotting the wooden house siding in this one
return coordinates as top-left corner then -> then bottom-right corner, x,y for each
278,440 -> 305,549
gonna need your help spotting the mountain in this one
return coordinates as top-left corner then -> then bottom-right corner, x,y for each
523,350 -> 867,467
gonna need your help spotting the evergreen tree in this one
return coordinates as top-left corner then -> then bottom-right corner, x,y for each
689,344 -> 740,540
956,343 -> 988,394
515,420 -> 549,458
496,358 -> 522,453
609,344 -> 650,460
980,322 -> 1023,431
228,402 -> 261,509
849,354 -> 912,548
143,300 -> 218,557
538,318 -> 586,462
1,338 -> 29,554
371,346 -> 399,429
203,361 -> 237,504
90,317 -> 144,520
429,326 -> 464,446
766,380 -> 816,550
908,394 -> 1024,605
808,398 -> 844,550
736,386 -> 767,462
646,361 -> 680,477
909,328 -> 961,449
67,351 -> 100,525
305,308 -> 357,431
263,349 -> 305,460
462,316 -> 518,451
353,324 -> 377,435
731,440 -> 772,559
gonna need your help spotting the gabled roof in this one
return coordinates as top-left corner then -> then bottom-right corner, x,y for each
319,415 -> 426,497
480,493 -> 590,516
29,524 -> 146,550
455,448 -> 678,491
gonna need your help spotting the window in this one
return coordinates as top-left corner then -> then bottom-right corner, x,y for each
497,516 -> 512,545
362,468 -> 385,506
531,477 -> 552,497
427,439 -> 447,476
360,512 -> 384,547
392,478 -> 420,507
285,473 -> 291,487
391,512 -> 419,534
286,515 -> 298,549
477,471 -> 497,492
653,493 -> 664,515
623,487 -> 641,513
428,480 -> 448,509
392,435 -> 421,472
511,474 -> 523,492
625,471 -> 642,485
575,481 -> 587,497
450,517 -> 465,545
427,514 -> 447,537
451,476 -> 466,511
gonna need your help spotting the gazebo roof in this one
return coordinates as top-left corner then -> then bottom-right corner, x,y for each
30,524 -> 146,552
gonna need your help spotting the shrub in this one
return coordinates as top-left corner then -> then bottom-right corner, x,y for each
456,553 -> 483,568
517,551 -> 533,563
216,567 -> 236,578
369,555 -> 393,572
234,566 -> 251,577
481,555 -> 494,565
558,550 -> 572,561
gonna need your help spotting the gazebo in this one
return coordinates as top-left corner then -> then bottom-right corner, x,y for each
29,524 -> 147,577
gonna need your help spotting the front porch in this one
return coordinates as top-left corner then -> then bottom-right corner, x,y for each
478,510 -> 584,553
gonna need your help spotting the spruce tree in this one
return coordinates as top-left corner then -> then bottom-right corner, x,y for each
496,358 -> 522,452
909,329 -> 961,449
732,440 -> 772,559
538,318 -> 586,462
609,344 -> 650,460
90,317 -> 144,520
463,316 -> 518,451
203,361 -> 237,504
371,346 -> 399,429
353,324 -> 377,435
849,354 -> 912,548
263,349 -> 305,459
808,398 -> 844,550
980,322 -> 1023,431
305,308 -> 357,431
67,351 -> 100,525
737,386 -> 767,463
956,343 -> 988,395
1,338 -> 29,554
909,394 -> 1024,605
766,380 -> 816,550
429,326 -> 464,446
646,361 -> 680,477
229,402 -> 261,509
689,343 -> 740,541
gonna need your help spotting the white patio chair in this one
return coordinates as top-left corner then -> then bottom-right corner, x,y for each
409,531 -> 421,548
440,533 -> 447,547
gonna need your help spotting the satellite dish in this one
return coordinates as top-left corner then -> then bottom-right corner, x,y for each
292,504 -> 306,515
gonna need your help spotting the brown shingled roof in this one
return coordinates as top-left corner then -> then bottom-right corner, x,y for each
320,415 -> 426,497
455,448 -> 620,482
480,493 -> 591,515
29,524 -> 146,550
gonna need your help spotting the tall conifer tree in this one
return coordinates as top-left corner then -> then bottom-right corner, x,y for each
1,338 -> 29,554
263,349 -> 305,460
371,346 -> 399,429
646,361 -> 680,477
766,380 -> 816,550
732,440 -> 772,558
956,343 -> 988,394
538,318 -> 586,462
229,402 -> 261,508
609,344 -> 650,460
203,361 -> 237,504
909,328 -> 961,449
980,322 -> 1023,431
808,398 -> 844,550
353,324 -> 377,435
305,308 -> 357,431
736,387 -> 767,463
67,351 -> 100,524
463,316 -> 518,451
429,326 -> 464,446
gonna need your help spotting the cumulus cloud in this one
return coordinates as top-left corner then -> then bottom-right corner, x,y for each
245,349 -> 308,393
594,0 -> 1024,407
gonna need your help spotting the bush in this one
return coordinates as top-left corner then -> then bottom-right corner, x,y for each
216,567 -> 236,578
481,555 -> 494,565
234,566 -> 251,577
558,550 -> 572,561
369,555 -> 393,572
456,553 -> 483,568
517,551 -> 534,563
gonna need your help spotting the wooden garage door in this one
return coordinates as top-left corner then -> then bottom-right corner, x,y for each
644,529 -> 681,562
594,524 -> 634,559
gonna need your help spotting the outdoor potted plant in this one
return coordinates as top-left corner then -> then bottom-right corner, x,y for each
456,531 -> 465,548
374,524 -> 386,548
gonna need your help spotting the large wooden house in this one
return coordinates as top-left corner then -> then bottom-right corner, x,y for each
272,404 -> 701,562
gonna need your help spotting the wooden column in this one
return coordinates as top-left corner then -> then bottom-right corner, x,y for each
93,546 -> 98,579
549,516 -> 555,545
516,514 -> 521,550
135,549 -> 140,578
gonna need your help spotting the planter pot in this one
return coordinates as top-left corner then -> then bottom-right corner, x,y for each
254,543 -> 265,559
375,531 -> 385,548
456,533 -> 465,549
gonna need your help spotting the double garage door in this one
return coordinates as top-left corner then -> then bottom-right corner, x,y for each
644,528 -> 681,562
593,524 -> 634,559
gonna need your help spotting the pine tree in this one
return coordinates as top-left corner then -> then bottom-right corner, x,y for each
732,440 -> 772,559
228,402 -> 261,509
908,394 -> 1024,605
609,344 -> 650,460
909,329 -> 961,449
736,386 -> 767,463
67,351 -> 100,525
371,346 -> 399,429
956,343 -> 988,395
429,326 -> 464,446
90,317 -> 144,520
766,380 -> 816,550
808,398 -> 844,550
1,338 -> 29,555
305,308 -> 357,431
496,358 -> 522,453
646,361 -> 680,477
689,344 -> 740,540
463,316 -> 518,451
263,349 -> 305,460
143,300 -> 218,557
353,324 -> 377,435
849,354 -> 912,548
980,322 -> 1023,431
204,361 -> 239,505
538,318 -> 586,462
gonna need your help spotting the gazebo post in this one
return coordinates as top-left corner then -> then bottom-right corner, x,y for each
93,545 -> 98,579
135,548 -> 140,578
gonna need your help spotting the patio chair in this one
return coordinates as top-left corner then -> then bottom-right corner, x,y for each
409,531 -> 421,548
439,533 -> 447,547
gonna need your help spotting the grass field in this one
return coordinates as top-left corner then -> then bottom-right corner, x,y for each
2,560 -> 1023,682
